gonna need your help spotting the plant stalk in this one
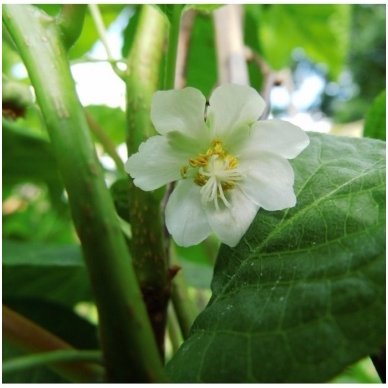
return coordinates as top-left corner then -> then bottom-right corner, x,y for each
3,4 -> 166,382
125,4 -> 169,358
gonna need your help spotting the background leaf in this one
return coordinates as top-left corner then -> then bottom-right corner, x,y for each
363,90 -> 386,141
3,240 -> 92,307
185,13 -> 218,97
85,105 -> 126,145
3,339 -> 68,383
257,4 -> 350,79
3,119 -> 64,206
166,132 -> 386,383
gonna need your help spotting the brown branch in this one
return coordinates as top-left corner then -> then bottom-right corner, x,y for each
174,9 -> 196,89
3,305 -> 104,382
213,5 -> 249,85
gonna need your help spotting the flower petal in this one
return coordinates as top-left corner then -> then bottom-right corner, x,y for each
207,84 -> 265,138
205,188 -> 259,247
125,135 -> 184,191
165,180 -> 211,246
240,153 -> 296,211
245,120 -> 310,160
151,87 -> 207,137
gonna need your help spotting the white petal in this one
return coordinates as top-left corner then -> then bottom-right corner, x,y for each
151,87 -> 207,137
207,84 -> 265,138
205,188 -> 259,247
245,120 -> 310,160
125,135 -> 184,191
240,153 -> 296,211
165,180 -> 211,247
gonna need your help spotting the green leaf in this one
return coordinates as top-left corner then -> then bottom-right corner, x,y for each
3,240 -> 92,307
363,90 -> 386,141
166,132 -> 386,383
3,119 -> 64,206
121,5 -> 141,58
68,5 -> 125,59
258,5 -> 350,78
186,13 -> 218,97
85,104 -> 126,145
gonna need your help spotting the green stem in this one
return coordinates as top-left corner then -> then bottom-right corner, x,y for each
163,5 -> 184,89
85,111 -> 125,174
170,247 -> 199,339
125,4 -> 169,357
167,304 -> 182,354
3,5 -> 166,382
88,4 -> 125,78
3,350 -> 102,376
56,4 -> 86,50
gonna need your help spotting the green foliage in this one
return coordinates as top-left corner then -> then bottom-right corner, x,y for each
3,240 -> 92,307
186,13 -> 218,97
255,4 -> 350,79
166,132 -> 385,382
3,120 -> 64,205
348,5 -> 386,102
69,5 -> 125,59
363,90 -> 386,141
86,105 -> 126,145
121,5 -> 140,58
3,340 -> 67,383
2,3 -> 385,383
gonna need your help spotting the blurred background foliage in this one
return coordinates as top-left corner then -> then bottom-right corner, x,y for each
2,3 -> 385,383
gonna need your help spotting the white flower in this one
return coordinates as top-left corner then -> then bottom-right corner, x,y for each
125,84 -> 309,247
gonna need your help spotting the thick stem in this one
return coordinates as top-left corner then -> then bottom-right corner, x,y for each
3,5 -> 166,382
125,4 -> 169,358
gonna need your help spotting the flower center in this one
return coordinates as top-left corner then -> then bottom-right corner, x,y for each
182,140 -> 242,209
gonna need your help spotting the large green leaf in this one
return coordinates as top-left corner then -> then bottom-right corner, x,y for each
257,5 -> 350,78
3,240 -> 92,307
166,132 -> 386,382
363,90 -> 386,141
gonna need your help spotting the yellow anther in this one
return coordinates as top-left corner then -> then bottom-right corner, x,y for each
194,173 -> 208,186
226,155 -> 239,169
180,165 -> 188,178
221,181 -> 236,191
189,155 -> 208,167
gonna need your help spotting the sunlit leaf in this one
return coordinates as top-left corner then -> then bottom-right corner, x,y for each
167,132 -> 386,382
257,4 -> 350,79
363,90 -> 386,141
